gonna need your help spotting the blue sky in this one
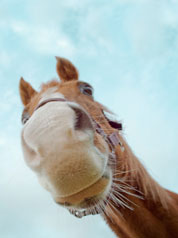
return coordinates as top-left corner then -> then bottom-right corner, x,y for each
0,0 -> 178,237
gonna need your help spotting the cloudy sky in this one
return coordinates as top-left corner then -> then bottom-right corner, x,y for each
0,0 -> 178,237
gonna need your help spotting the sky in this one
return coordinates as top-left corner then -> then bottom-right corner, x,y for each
0,0 -> 178,237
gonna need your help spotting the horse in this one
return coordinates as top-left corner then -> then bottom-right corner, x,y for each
19,57 -> 178,238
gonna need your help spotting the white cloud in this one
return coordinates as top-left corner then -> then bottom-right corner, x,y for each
10,21 -> 76,57
0,52 -> 12,68
122,1 -> 178,58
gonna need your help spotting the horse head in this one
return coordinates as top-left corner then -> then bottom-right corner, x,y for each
19,57 -> 123,217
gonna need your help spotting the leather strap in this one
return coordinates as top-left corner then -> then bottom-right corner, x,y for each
35,98 -> 67,111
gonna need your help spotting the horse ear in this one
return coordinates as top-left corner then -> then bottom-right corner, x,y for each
19,77 -> 37,106
56,56 -> 79,82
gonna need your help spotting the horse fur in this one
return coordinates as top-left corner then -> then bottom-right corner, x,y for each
19,57 -> 178,238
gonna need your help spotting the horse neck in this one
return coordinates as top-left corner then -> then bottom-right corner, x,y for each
103,136 -> 178,238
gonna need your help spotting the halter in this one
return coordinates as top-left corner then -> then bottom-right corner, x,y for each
35,98 -> 124,218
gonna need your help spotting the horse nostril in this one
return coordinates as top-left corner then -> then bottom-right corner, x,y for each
74,108 -> 83,129
69,105 -> 94,131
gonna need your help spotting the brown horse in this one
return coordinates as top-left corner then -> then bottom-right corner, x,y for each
19,57 -> 178,238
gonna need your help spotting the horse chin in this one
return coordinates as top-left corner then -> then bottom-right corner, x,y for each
55,168 -> 112,209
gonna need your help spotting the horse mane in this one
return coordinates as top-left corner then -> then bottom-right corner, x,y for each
93,101 -> 171,208
115,138 -> 171,208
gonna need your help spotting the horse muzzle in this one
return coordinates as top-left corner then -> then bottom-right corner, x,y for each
21,100 -> 110,203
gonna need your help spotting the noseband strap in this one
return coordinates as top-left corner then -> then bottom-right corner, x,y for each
35,98 -> 67,111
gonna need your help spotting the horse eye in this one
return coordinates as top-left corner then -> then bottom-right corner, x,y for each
22,110 -> 30,125
79,83 -> 93,96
